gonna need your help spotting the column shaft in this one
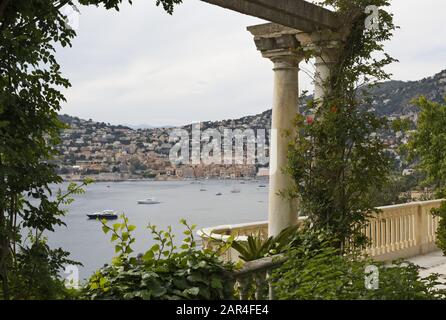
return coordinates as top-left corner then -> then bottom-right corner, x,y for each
268,57 -> 299,237
314,51 -> 338,101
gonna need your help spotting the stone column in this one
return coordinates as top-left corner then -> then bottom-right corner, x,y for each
266,52 -> 302,236
307,31 -> 343,102
313,49 -> 339,101
247,24 -> 304,236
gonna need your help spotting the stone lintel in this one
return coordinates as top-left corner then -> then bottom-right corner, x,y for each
201,0 -> 340,32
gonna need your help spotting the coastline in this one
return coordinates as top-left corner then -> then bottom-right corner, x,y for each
61,176 -> 269,183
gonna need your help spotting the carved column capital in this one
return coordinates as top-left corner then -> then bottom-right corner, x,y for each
247,24 -> 305,69
297,29 -> 345,64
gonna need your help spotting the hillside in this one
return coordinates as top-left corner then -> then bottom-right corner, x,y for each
369,69 -> 446,116
56,69 -> 446,180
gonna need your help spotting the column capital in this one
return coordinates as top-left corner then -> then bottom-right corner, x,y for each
264,49 -> 304,71
297,29 -> 345,65
247,23 -> 304,69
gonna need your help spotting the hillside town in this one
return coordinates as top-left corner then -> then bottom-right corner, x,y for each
56,114 -> 266,181
55,69 -> 446,182
56,109 -> 415,182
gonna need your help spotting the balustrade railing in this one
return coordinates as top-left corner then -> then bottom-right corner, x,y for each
224,255 -> 286,300
201,200 -> 444,300
199,200 -> 443,263
364,200 -> 443,261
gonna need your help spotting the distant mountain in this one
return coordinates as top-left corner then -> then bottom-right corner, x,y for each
54,69 -> 446,178
59,69 -> 446,132
368,69 -> 446,116
126,124 -> 155,130
58,114 -> 132,130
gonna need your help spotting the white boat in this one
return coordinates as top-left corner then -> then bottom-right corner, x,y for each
230,188 -> 241,194
137,198 -> 161,204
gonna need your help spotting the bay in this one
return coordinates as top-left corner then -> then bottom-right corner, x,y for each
47,179 -> 268,281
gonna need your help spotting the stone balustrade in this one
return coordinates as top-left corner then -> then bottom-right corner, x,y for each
365,199 -> 443,261
198,200 -> 443,262
198,217 -> 307,262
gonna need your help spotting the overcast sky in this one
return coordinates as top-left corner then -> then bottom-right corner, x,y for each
56,0 -> 446,127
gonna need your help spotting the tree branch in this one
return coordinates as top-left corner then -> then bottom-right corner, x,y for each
0,0 -> 11,22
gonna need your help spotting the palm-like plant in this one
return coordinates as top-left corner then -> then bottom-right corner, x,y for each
231,226 -> 298,262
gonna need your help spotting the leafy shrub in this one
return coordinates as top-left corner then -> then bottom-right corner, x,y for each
7,234 -> 80,300
83,216 -> 234,300
432,202 -> 446,255
404,96 -> 446,255
286,0 -> 397,251
272,240 -> 446,300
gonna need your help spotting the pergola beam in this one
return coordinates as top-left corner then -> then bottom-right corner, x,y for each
201,0 -> 340,32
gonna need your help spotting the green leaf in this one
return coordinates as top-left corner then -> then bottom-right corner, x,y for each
211,277 -> 223,289
143,250 -> 154,261
184,287 -> 200,296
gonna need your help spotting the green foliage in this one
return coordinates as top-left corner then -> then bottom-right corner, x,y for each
78,0 -> 182,14
406,97 -> 446,192
431,203 -> 446,256
230,226 -> 297,262
0,0 -> 180,299
287,0 -> 397,249
392,118 -> 413,133
83,216 -> 234,300
272,240 -> 446,300
8,234 -> 81,300
0,180 -> 90,300
405,96 -> 446,254
368,172 -> 419,207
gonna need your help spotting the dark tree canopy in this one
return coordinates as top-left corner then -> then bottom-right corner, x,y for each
0,0 -> 181,299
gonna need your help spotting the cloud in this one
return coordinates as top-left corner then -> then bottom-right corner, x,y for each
57,0 -> 445,126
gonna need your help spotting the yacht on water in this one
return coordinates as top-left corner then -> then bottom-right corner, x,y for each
137,198 -> 161,204
230,188 -> 241,194
87,210 -> 118,220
